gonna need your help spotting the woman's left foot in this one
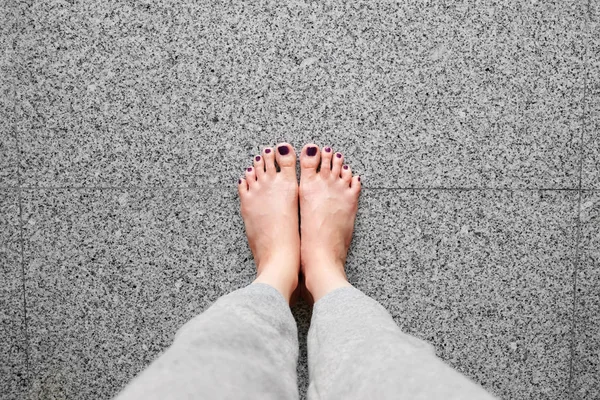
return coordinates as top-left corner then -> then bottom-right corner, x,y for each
298,144 -> 361,302
238,143 -> 300,303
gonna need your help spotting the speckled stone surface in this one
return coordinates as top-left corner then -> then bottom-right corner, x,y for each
0,127 -> 18,188
582,11 -> 599,189
20,187 -> 580,399
347,189 -> 578,399
0,1 -> 19,187
6,0 -> 598,398
21,188 -> 254,399
0,191 -> 28,399
15,0 -> 587,188
573,191 -> 600,399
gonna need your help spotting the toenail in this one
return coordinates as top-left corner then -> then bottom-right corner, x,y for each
307,146 -> 318,156
238,179 -> 242,184
247,167 -> 252,172
336,153 -> 342,158
265,148 -> 271,154
324,147 -> 331,152
278,145 -> 289,155
255,155 -> 261,162
343,165 -> 349,170
358,176 -> 361,181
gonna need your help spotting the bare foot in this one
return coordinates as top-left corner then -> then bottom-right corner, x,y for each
238,143 -> 300,303
299,144 -> 361,302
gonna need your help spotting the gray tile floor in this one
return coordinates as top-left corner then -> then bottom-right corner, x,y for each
1,1 -> 598,399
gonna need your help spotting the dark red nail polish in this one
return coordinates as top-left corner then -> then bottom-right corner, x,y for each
336,153 -> 342,158
307,146 -> 318,156
255,155 -> 261,162
265,148 -> 271,154
238,179 -> 242,184
324,147 -> 331,152
358,176 -> 361,182
278,146 -> 289,155
343,165 -> 349,170
247,167 -> 252,172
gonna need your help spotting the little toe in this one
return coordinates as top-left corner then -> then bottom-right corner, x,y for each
263,147 -> 276,175
341,164 -> 352,184
300,144 -> 321,178
253,155 -> 265,179
332,152 -> 344,177
238,177 -> 248,195
351,175 -> 361,193
275,143 -> 297,178
245,166 -> 257,188
320,146 -> 333,177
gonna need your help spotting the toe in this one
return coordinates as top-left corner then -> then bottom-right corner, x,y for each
263,147 -> 276,175
253,154 -> 265,179
300,144 -> 321,178
332,151 -> 344,177
351,175 -> 361,193
341,164 -> 352,184
275,143 -> 297,177
245,166 -> 257,188
320,146 -> 333,177
238,177 -> 248,195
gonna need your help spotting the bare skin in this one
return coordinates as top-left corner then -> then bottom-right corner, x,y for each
299,144 -> 361,302
238,143 -> 361,304
237,143 -> 300,303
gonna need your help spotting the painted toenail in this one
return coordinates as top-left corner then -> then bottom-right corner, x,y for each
255,156 -> 261,162
343,165 -> 349,170
336,153 -> 342,158
238,179 -> 242,184
358,176 -> 361,181
247,167 -> 252,172
307,146 -> 318,156
278,146 -> 289,155
325,147 -> 331,152
265,148 -> 271,154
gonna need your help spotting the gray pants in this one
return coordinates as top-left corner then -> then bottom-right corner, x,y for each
115,284 -> 497,400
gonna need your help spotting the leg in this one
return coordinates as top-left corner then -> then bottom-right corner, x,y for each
115,144 -> 302,400
115,284 -> 299,400
299,145 -> 497,400
307,287 -> 497,399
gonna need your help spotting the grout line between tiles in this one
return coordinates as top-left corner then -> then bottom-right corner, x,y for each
361,187 -> 587,191
10,8 -> 31,389
16,187 -> 30,388
568,145 -> 585,400
13,91 -> 31,389
567,3 -> 591,396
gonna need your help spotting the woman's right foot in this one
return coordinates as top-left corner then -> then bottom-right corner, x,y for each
238,143 -> 300,303
299,144 -> 361,302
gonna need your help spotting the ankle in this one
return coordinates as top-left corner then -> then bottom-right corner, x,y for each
254,261 -> 299,303
303,263 -> 351,302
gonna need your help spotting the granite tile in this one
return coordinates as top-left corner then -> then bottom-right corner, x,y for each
347,189 -> 577,399
0,115 -> 19,188
22,188 -> 255,399
17,1 -> 586,189
0,1 -> 20,187
484,1 -> 586,189
582,13 -> 599,189
0,190 -> 28,399
573,191 -> 600,399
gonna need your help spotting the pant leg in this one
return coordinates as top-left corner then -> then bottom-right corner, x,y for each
307,286 -> 498,400
115,283 -> 299,400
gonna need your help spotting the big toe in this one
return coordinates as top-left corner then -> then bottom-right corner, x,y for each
275,143 -> 297,178
300,144 -> 320,178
